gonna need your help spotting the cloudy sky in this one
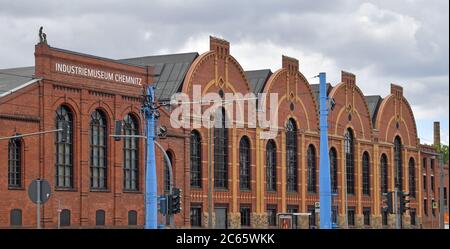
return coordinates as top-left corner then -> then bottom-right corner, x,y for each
0,0 -> 448,145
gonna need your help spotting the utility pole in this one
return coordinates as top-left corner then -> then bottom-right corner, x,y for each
142,85 -> 159,229
318,72 -> 332,229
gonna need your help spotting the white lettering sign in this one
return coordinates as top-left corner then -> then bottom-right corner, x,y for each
55,63 -> 142,86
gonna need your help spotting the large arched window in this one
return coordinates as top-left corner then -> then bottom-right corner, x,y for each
123,114 -> 139,191
266,140 -> 277,191
380,154 -> 388,194
344,128 -> 355,194
164,150 -> 173,192
362,152 -> 370,196
190,130 -> 202,188
90,110 -> 108,189
409,158 -> 416,198
394,136 -> 403,191
329,148 -> 338,193
307,145 -> 317,193
214,108 -> 228,189
239,136 -> 251,190
8,138 -> 22,188
55,105 -> 73,188
286,119 -> 298,192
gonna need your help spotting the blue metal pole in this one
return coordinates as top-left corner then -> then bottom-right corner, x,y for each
319,72 -> 332,229
144,86 -> 158,229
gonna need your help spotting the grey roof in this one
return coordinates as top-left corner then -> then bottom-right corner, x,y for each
310,83 -> 333,107
118,52 -> 198,101
365,95 -> 383,126
0,66 -> 36,97
244,69 -> 272,94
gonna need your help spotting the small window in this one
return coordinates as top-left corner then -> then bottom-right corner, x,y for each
128,210 -> 137,226
60,209 -> 71,227
287,205 -> 298,228
267,205 -> 277,227
190,205 -> 202,228
240,206 -> 251,227
347,207 -> 356,227
164,151 -> 174,192
382,210 -> 388,226
10,209 -> 22,227
363,208 -> 371,226
410,209 -> 416,226
96,210 -> 106,226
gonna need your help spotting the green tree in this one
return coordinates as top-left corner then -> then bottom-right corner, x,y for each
435,144 -> 449,165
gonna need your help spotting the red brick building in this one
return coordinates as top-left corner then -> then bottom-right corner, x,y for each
0,36 -> 447,228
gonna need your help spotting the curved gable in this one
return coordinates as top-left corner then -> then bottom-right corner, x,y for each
375,84 -> 418,147
261,56 -> 319,132
328,71 -> 372,140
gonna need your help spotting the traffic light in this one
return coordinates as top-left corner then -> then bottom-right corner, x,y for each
399,192 -> 411,213
169,188 -> 182,214
382,192 -> 394,214
158,195 -> 168,215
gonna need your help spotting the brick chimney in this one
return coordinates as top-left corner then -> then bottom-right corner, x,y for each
434,121 -> 440,147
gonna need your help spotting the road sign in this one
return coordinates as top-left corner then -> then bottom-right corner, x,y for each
315,202 -> 320,213
28,179 -> 51,204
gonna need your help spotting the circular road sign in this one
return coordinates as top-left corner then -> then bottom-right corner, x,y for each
28,179 -> 51,204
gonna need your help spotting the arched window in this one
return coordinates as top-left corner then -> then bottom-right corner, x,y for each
266,140 -> 277,191
128,210 -> 137,226
286,119 -> 298,192
55,106 -> 73,188
8,138 -> 22,187
239,136 -> 251,190
344,128 -> 355,194
329,148 -> 338,193
190,130 -> 202,188
123,114 -> 139,191
60,209 -> 71,227
409,158 -> 416,198
90,110 -> 108,189
214,108 -> 228,189
164,151 -> 173,192
10,209 -> 22,226
307,145 -> 317,193
95,210 -> 106,226
394,136 -> 403,191
380,154 -> 388,194
362,152 -> 370,196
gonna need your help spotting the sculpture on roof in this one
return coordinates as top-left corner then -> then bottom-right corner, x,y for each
39,26 -> 47,44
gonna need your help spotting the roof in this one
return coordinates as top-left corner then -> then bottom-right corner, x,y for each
0,66 -> 36,98
364,95 -> 383,126
244,69 -> 272,94
310,83 -> 333,107
118,52 -> 198,101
